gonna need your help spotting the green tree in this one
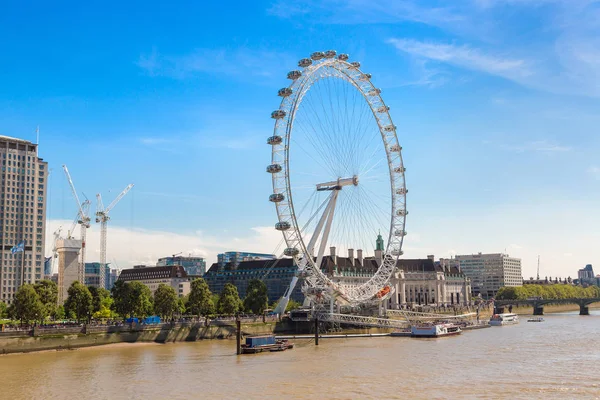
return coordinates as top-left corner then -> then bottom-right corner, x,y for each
12,284 -> 45,324
0,300 -> 8,319
89,287 -> 111,314
286,299 -> 301,313
34,279 -> 58,319
243,279 -> 268,315
54,305 -> 66,320
188,278 -> 215,319
153,284 -> 179,319
217,283 -> 243,316
128,281 -> 154,318
111,280 -> 130,317
64,281 -> 93,321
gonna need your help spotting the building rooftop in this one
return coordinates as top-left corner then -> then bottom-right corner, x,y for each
206,256 -> 463,276
0,135 -> 35,145
119,265 -> 188,281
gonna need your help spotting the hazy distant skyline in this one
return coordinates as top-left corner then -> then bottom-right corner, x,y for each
1,0 -> 599,278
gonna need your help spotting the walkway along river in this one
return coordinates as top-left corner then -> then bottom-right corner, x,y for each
0,311 -> 598,399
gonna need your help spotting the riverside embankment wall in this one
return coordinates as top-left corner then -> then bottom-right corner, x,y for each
0,320 -> 294,355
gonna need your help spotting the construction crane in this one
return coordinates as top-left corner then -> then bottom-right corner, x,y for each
63,165 -> 91,284
96,184 -> 134,289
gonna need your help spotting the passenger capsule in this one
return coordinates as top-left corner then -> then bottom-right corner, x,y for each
394,166 -> 406,173
396,209 -> 408,216
394,230 -> 407,237
337,53 -> 349,61
266,164 -> 282,173
349,61 -> 361,69
311,51 -> 325,60
377,106 -> 390,113
368,88 -> 381,96
284,247 -> 300,257
267,136 -> 283,145
391,249 -> 405,256
278,87 -> 293,97
271,110 -> 286,119
298,58 -> 313,68
287,70 -> 302,80
384,125 -> 397,132
396,188 -> 408,195
389,144 -> 402,152
275,221 -> 291,231
269,193 -> 285,203
324,50 -> 337,58
359,73 -> 372,81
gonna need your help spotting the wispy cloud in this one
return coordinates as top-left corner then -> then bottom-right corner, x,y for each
502,140 -> 571,153
137,47 -> 293,82
45,220 -> 281,270
588,166 -> 600,179
267,0 -> 464,28
197,135 -> 259,150
139,137 -> 175,146
387,38 -> 532,83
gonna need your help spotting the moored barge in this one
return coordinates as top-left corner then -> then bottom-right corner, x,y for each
240,335 -> 294,354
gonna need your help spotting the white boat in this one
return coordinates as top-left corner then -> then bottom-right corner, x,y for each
410,323 -> 462,338
527,317 -> 544,322
489,313 -> 519,326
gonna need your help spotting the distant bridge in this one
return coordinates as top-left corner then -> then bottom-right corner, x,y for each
494,298 -> 600,315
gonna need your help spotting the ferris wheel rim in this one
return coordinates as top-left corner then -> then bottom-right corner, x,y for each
268,52 -> 407,303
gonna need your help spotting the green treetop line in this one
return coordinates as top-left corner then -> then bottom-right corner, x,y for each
496,284 -> 600,301
1,278 -> 303,324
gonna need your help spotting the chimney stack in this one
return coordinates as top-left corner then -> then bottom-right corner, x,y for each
348,248 -> 354,266
357,249 -> 363,266
330,246 -> 336,257
427,255 -> 435,261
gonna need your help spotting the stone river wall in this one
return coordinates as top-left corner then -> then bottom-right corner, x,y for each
0,320 -> 294,355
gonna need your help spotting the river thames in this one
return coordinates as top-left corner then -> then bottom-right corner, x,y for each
1,311 -> 599,399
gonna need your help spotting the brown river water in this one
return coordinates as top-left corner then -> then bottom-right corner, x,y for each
1,311 -> 599,400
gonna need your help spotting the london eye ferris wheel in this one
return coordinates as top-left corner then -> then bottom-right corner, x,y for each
266,50 -> 407,311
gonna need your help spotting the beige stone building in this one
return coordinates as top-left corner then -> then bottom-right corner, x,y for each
455,253 -> 522,299
57,238 -> 82,304
325,246 -> 471,307
118,265 -> 189,295
0,135 -> 48,304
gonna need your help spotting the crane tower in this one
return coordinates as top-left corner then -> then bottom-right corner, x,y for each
95,184 -> 134,289
63,165 -> 91,284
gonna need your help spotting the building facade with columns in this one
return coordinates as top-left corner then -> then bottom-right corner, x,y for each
324,236 -> 471,307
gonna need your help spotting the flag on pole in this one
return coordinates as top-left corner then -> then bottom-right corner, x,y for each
11,241 -> 25,254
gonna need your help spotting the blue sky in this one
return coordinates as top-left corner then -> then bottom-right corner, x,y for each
1,0 -> 599,277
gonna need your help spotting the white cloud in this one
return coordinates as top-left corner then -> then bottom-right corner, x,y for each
137,47 -> 294,82
139,137 -> 175,146
588,166 -> 600,179
501,140 -> 571,153
45,220 -> 282,273
387,38 -> 531,82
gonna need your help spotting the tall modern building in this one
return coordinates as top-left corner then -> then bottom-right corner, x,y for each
157,255 -> 206,276
84,262 -> 111,290
217,251 -> 276,270
578,264 -> 594,281
0,135 -> 48,304
455,253 -> 522,299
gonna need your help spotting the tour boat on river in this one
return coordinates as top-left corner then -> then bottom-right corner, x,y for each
240,335 -> 294,354
489,313 -> 519,326
410,323 -> 462,338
